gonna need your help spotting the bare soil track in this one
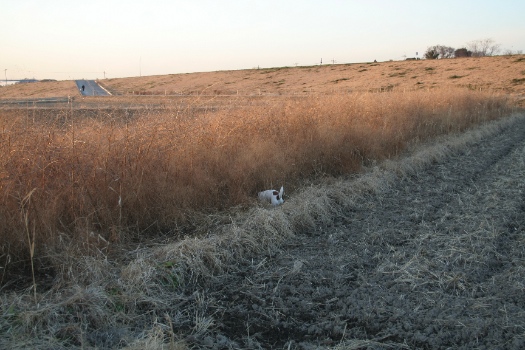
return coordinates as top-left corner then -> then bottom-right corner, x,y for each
183,115 -> 525,349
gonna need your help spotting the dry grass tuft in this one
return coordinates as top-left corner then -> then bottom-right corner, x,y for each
0,89 -> 513,280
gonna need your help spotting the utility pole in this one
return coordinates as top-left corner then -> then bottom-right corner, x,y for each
103,71 -> 106,79
4,69 -> 6,86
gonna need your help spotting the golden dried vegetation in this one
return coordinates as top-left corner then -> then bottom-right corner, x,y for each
99,55 -> 525,104
0,55 -> 523,349
0,88 -> 512,273
0,54 -> 521,279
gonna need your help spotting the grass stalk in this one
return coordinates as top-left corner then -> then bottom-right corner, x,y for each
21,188 -> 38,304
0,88 -> 513,277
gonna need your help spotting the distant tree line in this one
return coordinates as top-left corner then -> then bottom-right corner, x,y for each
423,38 -> 518,59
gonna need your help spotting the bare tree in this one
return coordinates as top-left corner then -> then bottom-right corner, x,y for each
424,47 -> 440,59
425,45 -> 455,59
502,48 -> 523,55
437,45 -> 455,58
467,38 -> 501,57
454,48 -> 472,58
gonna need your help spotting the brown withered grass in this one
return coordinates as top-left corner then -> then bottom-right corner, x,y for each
101,55 -> 525,103
0,88 -> 511,276
0,55 -> 522,349
0,80 -> 78,99
1,55 -> 524,104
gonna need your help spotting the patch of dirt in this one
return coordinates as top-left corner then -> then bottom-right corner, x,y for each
180,115 -> 525,349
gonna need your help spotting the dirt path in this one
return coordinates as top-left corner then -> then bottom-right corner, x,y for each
183,115 -> 525,349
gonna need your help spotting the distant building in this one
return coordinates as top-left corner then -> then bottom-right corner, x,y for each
1,79 -> 39,86
17,79 -> 39,84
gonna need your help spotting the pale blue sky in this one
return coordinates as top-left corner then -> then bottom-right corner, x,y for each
2,0 -> 524,80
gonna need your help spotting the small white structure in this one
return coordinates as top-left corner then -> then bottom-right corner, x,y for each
258,186 -> 284,206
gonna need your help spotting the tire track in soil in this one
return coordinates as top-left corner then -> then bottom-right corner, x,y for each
193,115 -> 525,349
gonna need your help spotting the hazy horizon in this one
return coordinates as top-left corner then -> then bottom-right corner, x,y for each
2,0 -> 524,81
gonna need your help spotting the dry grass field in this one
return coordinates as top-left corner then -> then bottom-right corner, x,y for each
0,80 -> 78,99
1,55 -> 524,103
99,55 -> 525,102
0,55 -> 524,349
0,90 -> 511,267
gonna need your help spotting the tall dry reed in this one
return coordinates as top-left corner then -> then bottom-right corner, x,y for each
0,89 -> 511,276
